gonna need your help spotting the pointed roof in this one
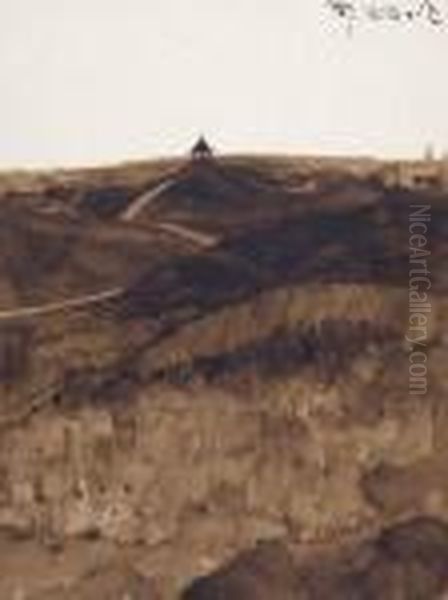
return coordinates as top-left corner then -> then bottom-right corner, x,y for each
191,136 -> 213,156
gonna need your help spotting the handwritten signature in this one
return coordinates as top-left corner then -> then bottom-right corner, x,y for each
326,0 -> 445,34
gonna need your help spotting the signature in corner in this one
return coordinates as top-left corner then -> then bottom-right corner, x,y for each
326,0 -> 445,34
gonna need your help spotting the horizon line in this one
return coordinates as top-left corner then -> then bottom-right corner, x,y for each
0,149 -> 444,176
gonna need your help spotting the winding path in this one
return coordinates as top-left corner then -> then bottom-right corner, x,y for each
121,178 -> 177,222
0,215 -> 219,322
155,222 -> 218,249
0,288 -> 123,321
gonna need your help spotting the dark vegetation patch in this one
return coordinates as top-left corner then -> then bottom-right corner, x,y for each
150,319 -> 400,387
81,186 -> 135,219
116,182 -> 448,324
182,517 -> 448,600
145,162 -> 293,217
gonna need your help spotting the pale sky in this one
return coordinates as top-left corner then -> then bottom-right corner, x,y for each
0,0 -> 448,168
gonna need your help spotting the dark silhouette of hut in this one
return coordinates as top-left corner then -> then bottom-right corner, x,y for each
191,136 -> 213,162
